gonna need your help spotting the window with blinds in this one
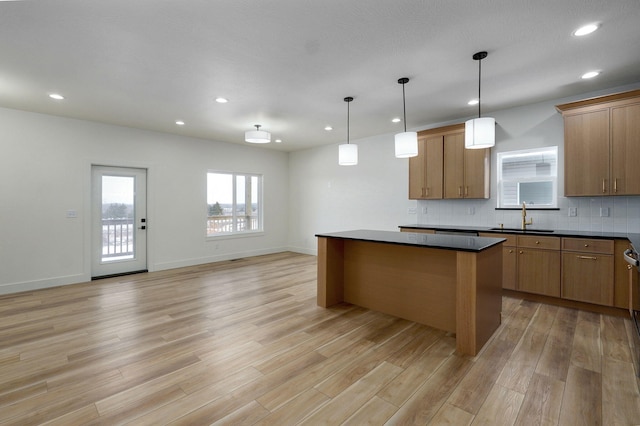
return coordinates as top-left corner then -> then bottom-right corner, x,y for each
497,147 -> 558,208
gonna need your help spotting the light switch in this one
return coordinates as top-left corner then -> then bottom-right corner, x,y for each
568,207 -> 577,217
66,210 -> 78,218
408,207 -> 417,215
600,207 -> 609,217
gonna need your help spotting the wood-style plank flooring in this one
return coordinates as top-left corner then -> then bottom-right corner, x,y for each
1,252 -> 639,425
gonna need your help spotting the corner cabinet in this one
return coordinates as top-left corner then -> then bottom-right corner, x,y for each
409,123 -> 490,200
556,89 -> 640,196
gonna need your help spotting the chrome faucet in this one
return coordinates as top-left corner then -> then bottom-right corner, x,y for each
521,202 -> 533,230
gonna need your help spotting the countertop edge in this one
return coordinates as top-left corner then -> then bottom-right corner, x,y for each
316,230 -> 506,253
398,224 -> 640,249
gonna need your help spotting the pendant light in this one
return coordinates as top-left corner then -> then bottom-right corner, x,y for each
338,97 -> 357,166
394,77 -> 418,158
465,51 -> 495,149
245,124 -> 271,143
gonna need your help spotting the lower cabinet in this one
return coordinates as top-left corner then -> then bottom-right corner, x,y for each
517,236 -> 561,297
561,238 -> 614,305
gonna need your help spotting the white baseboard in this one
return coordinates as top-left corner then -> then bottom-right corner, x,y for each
0,273 -> 90,296
152,246 -> 291,271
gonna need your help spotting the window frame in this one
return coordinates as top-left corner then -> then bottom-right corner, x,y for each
496,147 -> 558,209
206,171 -> 264,239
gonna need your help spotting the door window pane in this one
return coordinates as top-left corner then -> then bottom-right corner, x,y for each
101,175 -> 135,261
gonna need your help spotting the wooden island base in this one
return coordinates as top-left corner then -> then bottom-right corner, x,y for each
317,236 -> 503,356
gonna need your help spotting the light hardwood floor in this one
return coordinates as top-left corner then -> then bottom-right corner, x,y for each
1,252 -> 639,425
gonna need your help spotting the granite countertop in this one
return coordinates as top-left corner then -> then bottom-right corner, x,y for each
398,224 -> 640,250
315,229 -> 505,253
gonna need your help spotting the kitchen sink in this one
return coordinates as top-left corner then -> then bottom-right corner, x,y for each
488,227 -> 554,233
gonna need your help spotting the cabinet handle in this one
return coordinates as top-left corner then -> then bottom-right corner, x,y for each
508,249 -> 514,253
602,179 -> 606,193
465,186 -> 469,196
458,186 -> 462,197
577,255 -> 597,260
426,187 -> 429,196
535,241 -> 540,245
519,250 -> 523,254
614,178 -> 618,193
584,244 -> 589,247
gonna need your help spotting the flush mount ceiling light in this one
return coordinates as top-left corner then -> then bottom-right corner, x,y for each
175,120 -> 185,126
573,23 -> 599,36
49,93 -> 64,100
339,97 -> 357,166
394,77 -> 418,158
465,51 -> 495,149
245,124 -> 271,143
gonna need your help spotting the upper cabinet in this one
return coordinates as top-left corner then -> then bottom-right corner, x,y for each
557,89 -> 640,196
409,123 -> 490,200
409,133 -> 444,199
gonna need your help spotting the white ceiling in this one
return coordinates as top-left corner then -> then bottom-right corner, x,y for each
1,0 -> 639,152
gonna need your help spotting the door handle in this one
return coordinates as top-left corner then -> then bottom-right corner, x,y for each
138,226 -> 146,230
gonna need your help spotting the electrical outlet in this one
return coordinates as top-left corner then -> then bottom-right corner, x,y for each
468,207 -> 475,215
568,207 -> 577,217
408,207 -> 417,214
422,207 -> 428,214
66,210 -> 77,218
600,207 -> 610,217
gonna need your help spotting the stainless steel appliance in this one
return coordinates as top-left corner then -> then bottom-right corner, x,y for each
623,244 -> 640,386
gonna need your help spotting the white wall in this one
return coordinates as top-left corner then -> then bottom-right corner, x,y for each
288,83 -> 640,255
0,108 -> 289,294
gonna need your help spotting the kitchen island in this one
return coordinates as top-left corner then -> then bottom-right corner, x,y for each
316,230 -> 505,356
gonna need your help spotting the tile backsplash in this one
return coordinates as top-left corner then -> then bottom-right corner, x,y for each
416,196 -> 640,234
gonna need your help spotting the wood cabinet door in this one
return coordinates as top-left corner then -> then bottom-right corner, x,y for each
561,252 -> 614,306
611,103 -> 640,195
463,146 -> 490,198
409,136 -> 443,199
409,137 -> 427,199
563,109 -> 610,196
503,246 -> 517,290
443,133 -> 465,198
517,249 -> 560,297
424,136 -> 444,199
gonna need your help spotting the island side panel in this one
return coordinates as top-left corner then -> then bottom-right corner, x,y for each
342,240 -> 457,333
317,237 -> 345,307
456,243 -> 503,356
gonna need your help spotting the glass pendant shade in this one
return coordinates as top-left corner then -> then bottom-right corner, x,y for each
465,117 -> 495,149
394,131 -> 418,158
339,143 -> 358,165
245,125 -> 271,143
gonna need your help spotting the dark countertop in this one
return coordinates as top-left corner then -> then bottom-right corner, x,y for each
315,229 -> 505,253
398,224 -> 640,250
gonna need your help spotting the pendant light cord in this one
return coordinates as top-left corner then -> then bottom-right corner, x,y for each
347,100 -> 350,144
478,57 -> 482,119
402,82 -> 407,132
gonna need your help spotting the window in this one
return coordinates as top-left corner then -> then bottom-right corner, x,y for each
207,172 -> 262,236
497,147 -> 558,208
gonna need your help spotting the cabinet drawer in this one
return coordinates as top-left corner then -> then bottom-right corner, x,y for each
478,233 -> 517,246
561,237 -> 614,254
517,235 -> 560,250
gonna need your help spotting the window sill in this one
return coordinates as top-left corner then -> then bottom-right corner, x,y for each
206,231 -> 265,241
495,207 -> 560,211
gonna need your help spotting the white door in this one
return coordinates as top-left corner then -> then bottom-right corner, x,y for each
92,166 -> 147,278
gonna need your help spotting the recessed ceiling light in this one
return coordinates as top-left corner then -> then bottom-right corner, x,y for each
581,71 -> 600,79
392,117 -> 401,123
215,97 -> 228,103
49,93 -> 64,100
573,23 -> 599,36
468,99 -> 479,106
325,126 -> 333,131
275,139 -> 282,143
175,120 -> 185,126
